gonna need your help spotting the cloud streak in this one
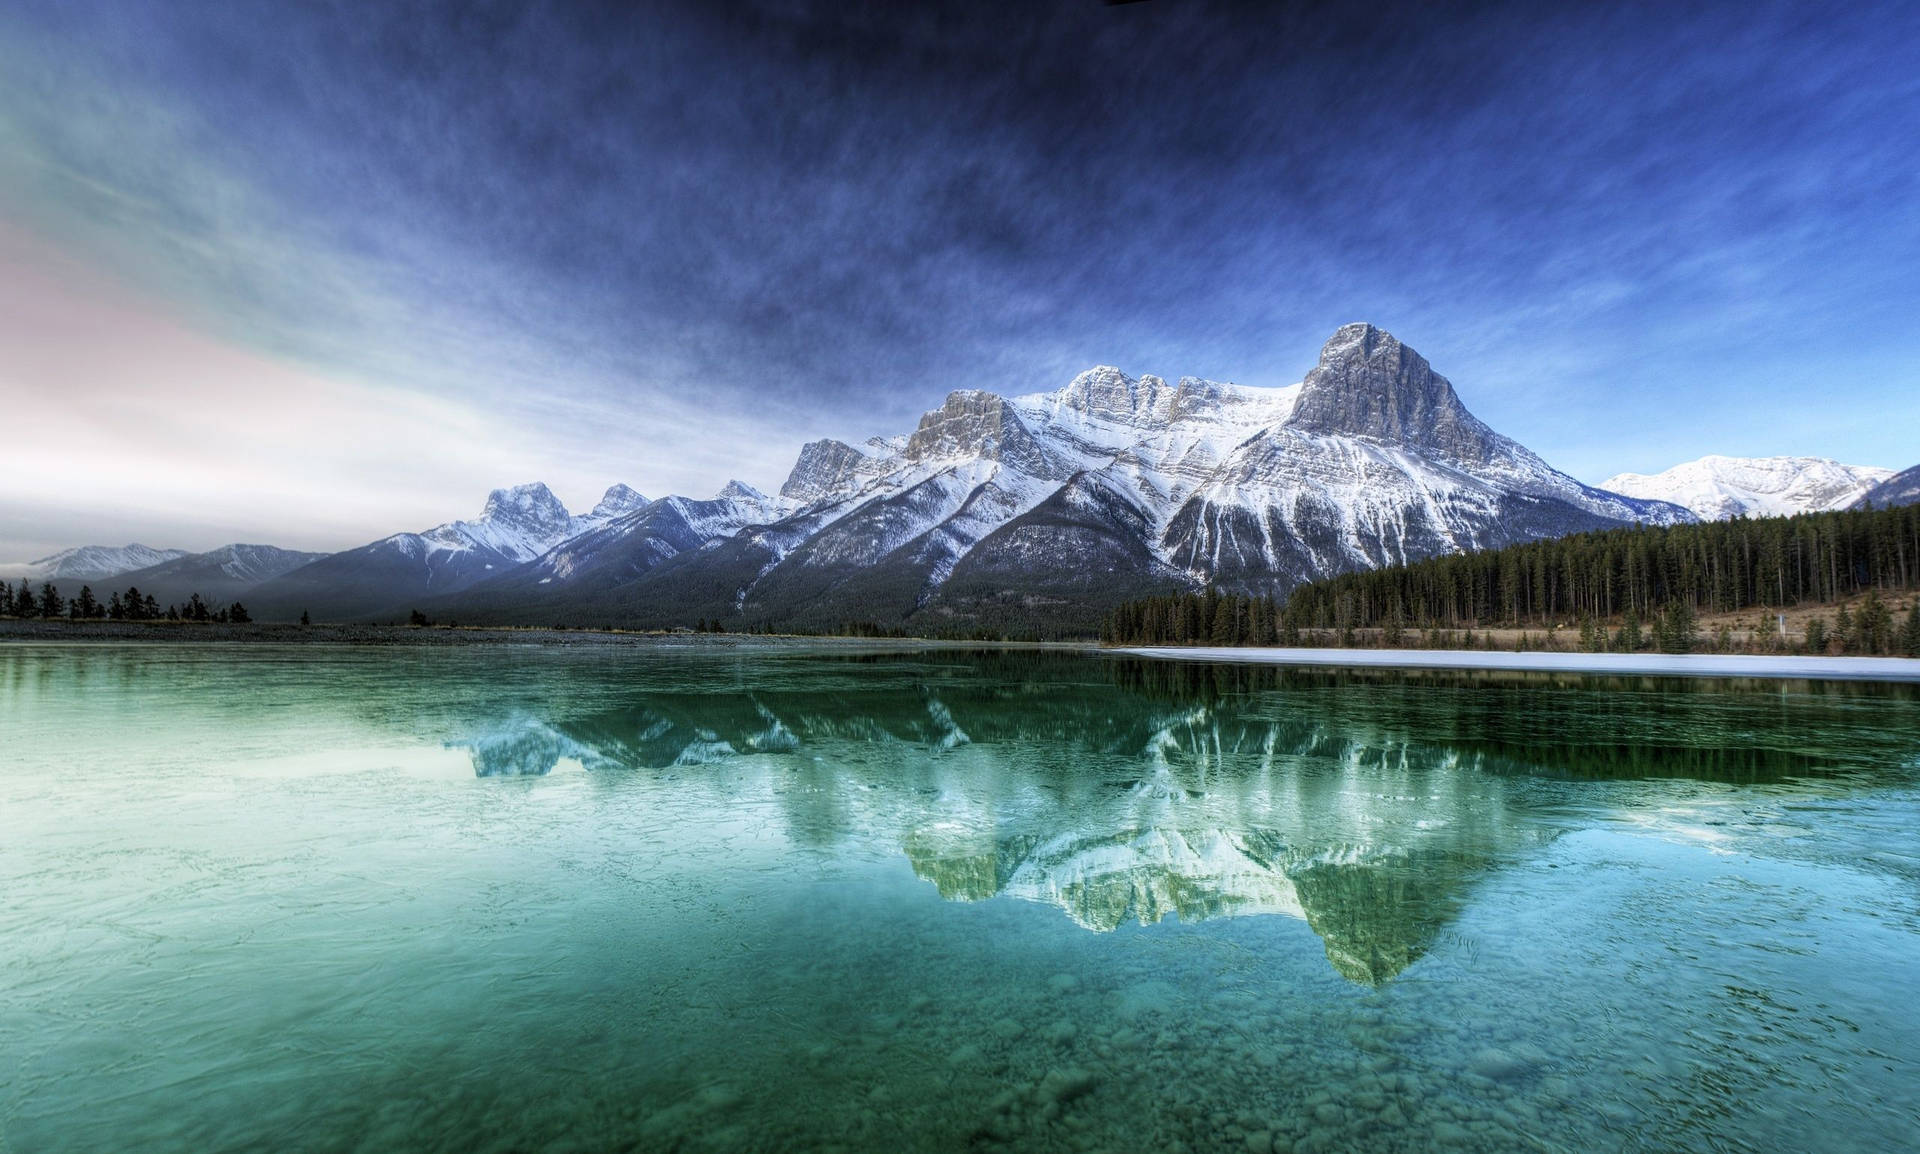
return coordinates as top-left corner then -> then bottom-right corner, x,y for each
1,0 -> 1917,555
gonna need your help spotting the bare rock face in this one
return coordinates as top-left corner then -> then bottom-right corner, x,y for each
1052,366 -> 1170,425
904,390 -> 1068,479
781,439 -> 874,502
1289,323 -> 1502,463
479,482 -> 574,540
589,484 -> 650,520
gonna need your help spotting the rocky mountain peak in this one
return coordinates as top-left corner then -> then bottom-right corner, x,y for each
1288,323 -> 1500,463
1053,366 -> 1169,425
717,480 -> 769,502
782,439 -> 876,503
590,484 -> 649,520
905,390 -> 1068,478
480,482 -> 573,533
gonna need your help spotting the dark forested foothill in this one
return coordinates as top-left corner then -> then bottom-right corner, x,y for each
1105,504 -> 1920,655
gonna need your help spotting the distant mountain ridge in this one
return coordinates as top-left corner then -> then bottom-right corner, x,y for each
1851,464 -> 1920,511
103,544 -> 329,608
405,323 -> 1690,632
8,543 -> 188,582
245,482 -> 651,621
49,324 -> 1898,633
1603,455 -> 1892,520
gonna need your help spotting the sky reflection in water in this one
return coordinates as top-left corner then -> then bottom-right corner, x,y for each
3,645 -> 1918,1152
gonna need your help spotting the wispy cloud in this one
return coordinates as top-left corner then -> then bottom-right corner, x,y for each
1,0 -> 1917,558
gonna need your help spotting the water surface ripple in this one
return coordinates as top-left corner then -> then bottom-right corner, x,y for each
3,644 -> 1918,1152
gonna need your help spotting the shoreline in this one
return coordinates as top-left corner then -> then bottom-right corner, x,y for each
1118,645 -> 1920,683
5,620 -> 1914,683
0,620 -> 1073,651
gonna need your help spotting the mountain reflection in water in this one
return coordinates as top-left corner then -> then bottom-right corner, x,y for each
447,653 -> 1920,984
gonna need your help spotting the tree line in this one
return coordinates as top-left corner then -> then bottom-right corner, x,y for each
1,581 -> 252,624
1103,502 -> 1920,656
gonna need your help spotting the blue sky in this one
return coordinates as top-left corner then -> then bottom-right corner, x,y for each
1,0 -> 1916,558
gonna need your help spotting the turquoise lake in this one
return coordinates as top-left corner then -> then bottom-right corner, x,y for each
3,643 -> 1919,1152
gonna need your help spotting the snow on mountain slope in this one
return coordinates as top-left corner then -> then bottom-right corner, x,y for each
1602,456 -> 1893,520
1850,463 -> 1920,510
245,481 -> 646,620
11,543 -> 188,581
436,323 -> 1691,631
80,544 -> 330,607
505,481 -> 795,592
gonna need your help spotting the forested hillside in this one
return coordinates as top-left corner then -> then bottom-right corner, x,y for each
1105,503 -> 1920,655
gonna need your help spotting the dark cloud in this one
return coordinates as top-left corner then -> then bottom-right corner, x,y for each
7,0 -> 1920,479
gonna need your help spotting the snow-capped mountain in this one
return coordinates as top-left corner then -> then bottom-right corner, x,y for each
104,544 -> 330,607
430,323 -> 1688,631
453,480 -> 794,603
1851,463 -> 1920,511
246,482 -> 647,620
8,543 -> 188,581
1602,456 -> 1893,520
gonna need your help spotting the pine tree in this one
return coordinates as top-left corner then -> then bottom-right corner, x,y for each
1902,602 -> 1920,658
1834,603 -> 1854,652
1615,609 -> 1643,652
300,610 -> 311,626
15,582 -> 34,617
229,602 -> 252,624
1208,596 -> 1232,645
1656,600 -> 1696,654
1856,590 -> 1893,655
1804,617 -> 1829,654
39,583 -> 63,619
74,585 -> 99,619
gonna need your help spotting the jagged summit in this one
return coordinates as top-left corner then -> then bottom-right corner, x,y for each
782,439 -> 880,502
1050,365 -> 1172,425
480,482 -> 572,531
904,389 -> 1070,479
1289,322 -> 1501,462
717,479 -> 769,502
589,484 -> 649,520
234,324 -> 1694,627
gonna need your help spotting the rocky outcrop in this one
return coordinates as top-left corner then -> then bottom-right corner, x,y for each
1288,323 -> 1503,463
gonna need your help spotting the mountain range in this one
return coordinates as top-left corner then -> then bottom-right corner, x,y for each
405,322 -> 1694,632
17,324 -> 1911,631
1602,455 -> 1892,520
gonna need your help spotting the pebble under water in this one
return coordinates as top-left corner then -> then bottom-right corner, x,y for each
3,644 -> 1919,1153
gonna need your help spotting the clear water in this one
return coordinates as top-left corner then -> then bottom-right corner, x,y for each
3,644 -> 1919,1153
